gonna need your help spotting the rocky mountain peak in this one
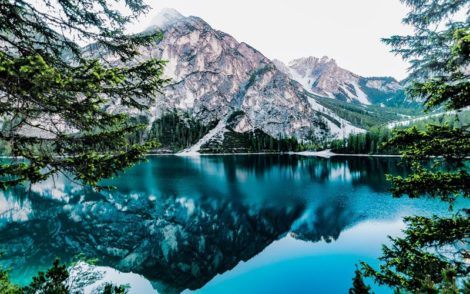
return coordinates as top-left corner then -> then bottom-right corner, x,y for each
148,8 -> 185,29
289,56 -> 336,69
320,55 -> 334,63
100,10 -> 367,150
275,56 -> 404,106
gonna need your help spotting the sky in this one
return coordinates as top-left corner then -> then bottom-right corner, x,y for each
123,0 -> 414,80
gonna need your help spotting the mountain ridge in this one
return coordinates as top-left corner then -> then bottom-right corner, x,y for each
87,8 -> 419,153
132,10 -> 365,145
273,56 -> 406,107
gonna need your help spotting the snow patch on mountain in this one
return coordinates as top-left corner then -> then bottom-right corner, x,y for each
179,119 -> 227,155
93,9 -> 372,150
306,97 -> 364,138
387,107 -> 469,129
274,57 -> 403,106
352,82 -> 370,105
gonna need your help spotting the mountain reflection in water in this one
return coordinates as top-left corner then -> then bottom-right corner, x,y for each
0,155 -> 459,293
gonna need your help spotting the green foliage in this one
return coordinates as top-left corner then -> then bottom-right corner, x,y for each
387,124 -> 469,163
332,109 -> 470,155
23,259 -> 69,294
396,110 -> 470,130
198,110 -> 324,153
383,1 -> 469,110
103,283 -> 129,294
349,268 -> 372,294
330,127 -> 398,155
313,95 -> 421,130
408,73 -> 469,111
148,111 -> 217,152
0,257 -> 132,293
0,268 -> 21,294
0,0 -> 168,189
358,1 -> 470,293
200,129 -> 306,153
148,110 -> 320,153
384,124 -> 470,202
387,166 -> 469,202
361,213 -> 470,293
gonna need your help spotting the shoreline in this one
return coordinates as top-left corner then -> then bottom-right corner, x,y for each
147,150 -> 403,158
1,151 -> 403,159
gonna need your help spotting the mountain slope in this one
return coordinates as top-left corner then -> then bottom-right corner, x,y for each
273,57 -> 408,107
94,9 -> 364,151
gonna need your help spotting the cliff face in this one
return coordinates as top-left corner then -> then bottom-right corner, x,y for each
274,56 -> 406,107
90,9 -> 363,148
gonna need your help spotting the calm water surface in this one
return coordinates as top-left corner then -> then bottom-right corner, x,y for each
0,155 -> 464,293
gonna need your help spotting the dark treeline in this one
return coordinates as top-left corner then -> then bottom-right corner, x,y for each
148,111 -> 218,151
329,127 -> 398,154
244,131 -> 301,152
200,129 -> 308,153
313,96 -> 421,129
330,112 -> 468,155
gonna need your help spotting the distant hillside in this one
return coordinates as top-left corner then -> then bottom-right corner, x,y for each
311,94 -> 422,130
273,57 -> 416,108
330,108 -> 469,155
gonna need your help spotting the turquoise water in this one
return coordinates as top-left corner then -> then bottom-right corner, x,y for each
0,155 -> 463,293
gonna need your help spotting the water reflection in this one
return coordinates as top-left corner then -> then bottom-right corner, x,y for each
0,155 -> 453,293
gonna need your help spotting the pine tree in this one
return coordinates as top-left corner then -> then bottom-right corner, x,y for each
0,0 -> 168,189
359,0 -> 469,292
23,259 -> 69,293
0,268 -> 21,294
103,283 -> 128,294
349,268 -> 372,294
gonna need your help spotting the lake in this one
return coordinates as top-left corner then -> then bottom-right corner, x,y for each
0,155 -> 463,293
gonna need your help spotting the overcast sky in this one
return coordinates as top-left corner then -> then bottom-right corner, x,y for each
124,0 -> 413,80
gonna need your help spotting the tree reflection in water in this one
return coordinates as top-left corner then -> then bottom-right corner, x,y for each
0,155 -> 437,293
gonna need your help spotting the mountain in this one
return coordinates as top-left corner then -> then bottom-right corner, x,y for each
86,9 -> 423,153
273,57 -> 407,107
92,9 -> 364,153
